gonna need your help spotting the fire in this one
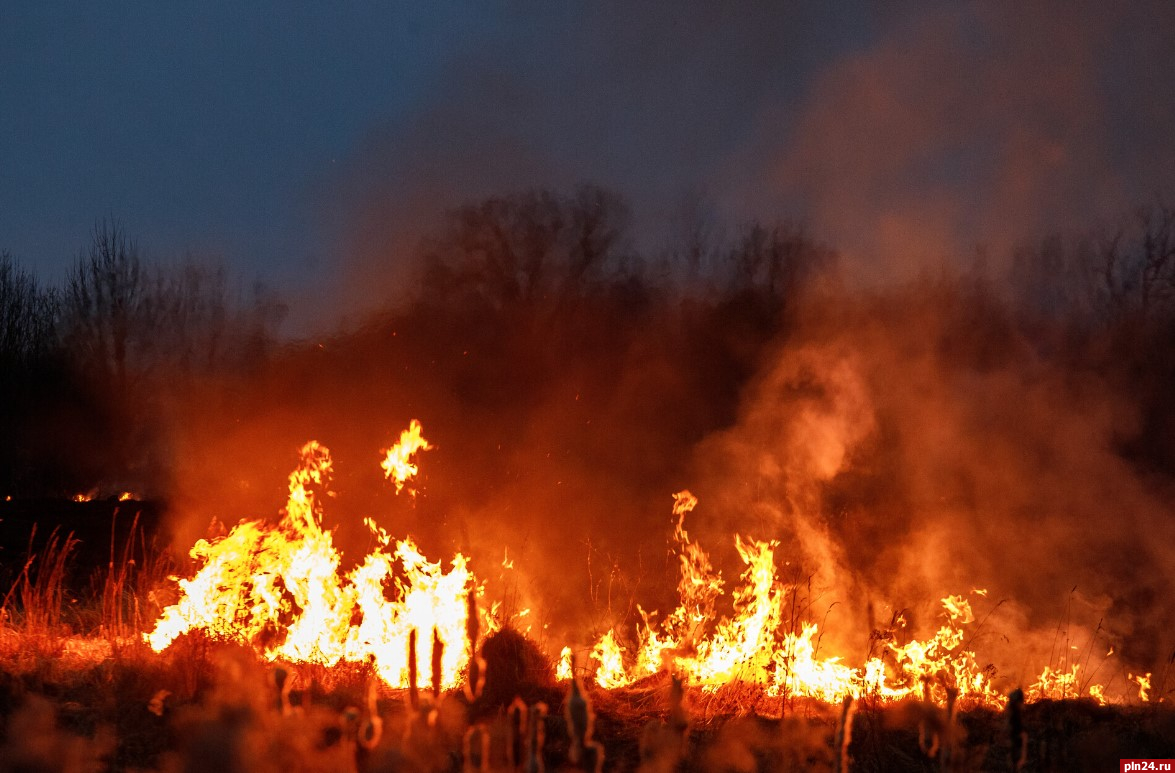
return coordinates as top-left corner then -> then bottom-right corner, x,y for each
380,419 -> 432,496
591,630 -> 629,690
1130,672 -> 1152,702
584,492 -> 1115,707
144,435 -> 1138,707
147,425 -> 484,689
1030,664 -> 1082,701
557,646 -> 574,682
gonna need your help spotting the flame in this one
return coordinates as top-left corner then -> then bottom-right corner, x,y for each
557,646 -> 574,682
72,490 -> 96,502
147,427 -> 485,689
380,419 -> 432,496
592,630 -> 629,689
1030,664 -> 1082,701
588,493 -> 1012,705
583,495 -> 1147,707
145,434 -> 1151,707
1130,672 -> 1152,702
941,594 -> 974,624
118,491 -> 136,501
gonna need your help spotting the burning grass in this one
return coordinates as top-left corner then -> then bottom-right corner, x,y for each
0,423 -> 1172,771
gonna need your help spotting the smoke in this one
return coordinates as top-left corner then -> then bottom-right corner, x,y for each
318,2 -> 1175,319
317,2 -> 870,317
686,279 -> 1175,687
755,2 -> 1175,281
145,228 -> 1175,699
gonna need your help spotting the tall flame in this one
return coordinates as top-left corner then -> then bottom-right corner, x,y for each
147,426 -> 482,689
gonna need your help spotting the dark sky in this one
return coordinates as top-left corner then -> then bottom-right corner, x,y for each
4,2 -> 1174,330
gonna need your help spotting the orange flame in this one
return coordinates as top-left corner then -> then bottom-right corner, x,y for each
147,426 -> 484,689
1130,672 -> 1152,702
380,419 -> 432,496
145,434 -> 1134,707
557,646 -> 574,682
585,492 -> 1121,707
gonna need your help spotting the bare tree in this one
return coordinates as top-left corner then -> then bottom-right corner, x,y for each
1136,204 -> 1175,315
421,185 -> 632,311
724,221 -> 832,314
0,251 -> 57,365
1082,203 -> 1175,323
566,185 -> 630,285
146,257 -> 229,375
64,221 -> 146,392
663,191 -> 723,288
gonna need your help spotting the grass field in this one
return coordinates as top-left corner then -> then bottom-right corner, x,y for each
0,500 -> 1171,772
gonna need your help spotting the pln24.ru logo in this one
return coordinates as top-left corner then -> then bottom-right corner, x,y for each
1123,761 -> 1175,772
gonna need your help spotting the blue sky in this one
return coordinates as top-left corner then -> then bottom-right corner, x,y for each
3,2 -> 1173,329
1,3 -> 488,281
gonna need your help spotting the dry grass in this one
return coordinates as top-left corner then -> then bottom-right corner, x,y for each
0,523 -> 1172,771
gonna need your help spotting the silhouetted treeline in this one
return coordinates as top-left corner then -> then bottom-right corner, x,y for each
1008,203 -> 1175,472
0,222 -> 287,496
4,191 -> 1175,508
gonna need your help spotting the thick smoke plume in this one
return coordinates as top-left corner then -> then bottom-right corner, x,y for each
692,280 -> 1175,689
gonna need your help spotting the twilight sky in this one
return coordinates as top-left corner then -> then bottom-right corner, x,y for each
3,2 -> 1174,330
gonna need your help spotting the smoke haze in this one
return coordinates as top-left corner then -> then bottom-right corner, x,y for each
322,1 -> 1175,317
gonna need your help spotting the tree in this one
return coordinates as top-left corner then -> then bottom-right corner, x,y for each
0,250 -> 57,366
63,221 -> 147,392
1011,203 -> 1175,327
1135,204 -> 1175,315
723,221 -> 833,318
420,185 -> 633,311
144,257 -> 229,376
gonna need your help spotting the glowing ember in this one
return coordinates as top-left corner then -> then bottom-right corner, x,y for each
147,426 -> 485,689
380,419 -> 432,496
